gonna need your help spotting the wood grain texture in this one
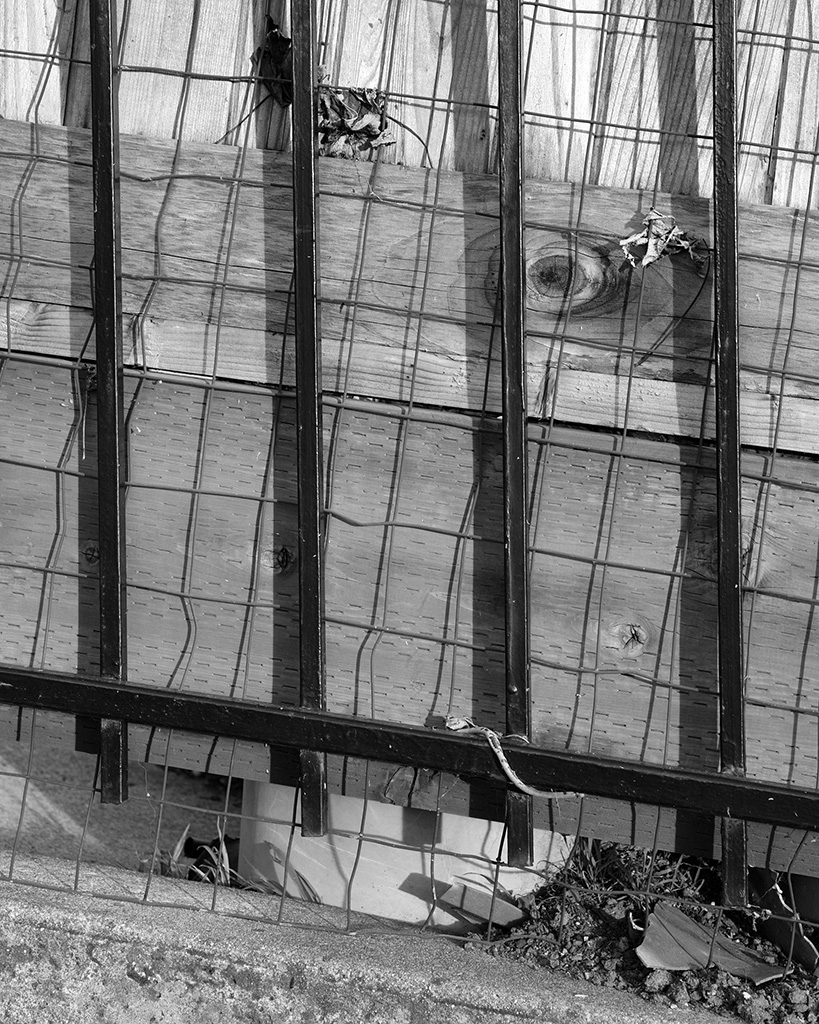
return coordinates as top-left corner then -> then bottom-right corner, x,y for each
585,1 -> 714,196
0,0 -> 66,125
768,2 -> 819,208
736,0 -> 792,204
0,0 -> 64,123
133,0 -> 259,143
56,0 -> 92,130
380,0 -> 499,172
521,2 -> 604,185
3,0 -> 288,146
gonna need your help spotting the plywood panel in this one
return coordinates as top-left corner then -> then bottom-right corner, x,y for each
3,359 -> 819,790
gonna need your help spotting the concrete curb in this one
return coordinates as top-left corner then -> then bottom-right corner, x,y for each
0,863 -> 723,1024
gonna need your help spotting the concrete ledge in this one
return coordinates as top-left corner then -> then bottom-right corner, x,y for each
0,859 -> 721,1023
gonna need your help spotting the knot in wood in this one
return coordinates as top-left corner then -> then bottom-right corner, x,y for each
600,618 -> 653,660
484,230 -> 628,319
525,236 -> 626,317
620,621 -> 648,652
271,545 -> 294,575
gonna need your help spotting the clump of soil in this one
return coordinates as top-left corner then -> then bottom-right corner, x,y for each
470,839 -> 819,1022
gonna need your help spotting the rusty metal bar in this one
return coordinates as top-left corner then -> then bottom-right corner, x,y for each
713,0 -> 747,906
497,0 -> 533,867
89,0 -> 128,803
290,0 -> 327,836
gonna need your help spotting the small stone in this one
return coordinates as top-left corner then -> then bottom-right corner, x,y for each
737,994 -> 771,1024
788,988 -> 809,1009
644,969 -> 672,993
667,980 -> 690,1004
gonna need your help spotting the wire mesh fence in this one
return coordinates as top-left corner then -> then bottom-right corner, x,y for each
3,0 -> 819,1016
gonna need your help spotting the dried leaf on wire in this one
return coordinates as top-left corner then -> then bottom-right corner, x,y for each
619,208 -> 707,271
317,84 -> 394,160
253,17 -> 292,108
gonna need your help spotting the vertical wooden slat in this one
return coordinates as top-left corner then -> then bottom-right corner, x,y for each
0,1 -> 64,124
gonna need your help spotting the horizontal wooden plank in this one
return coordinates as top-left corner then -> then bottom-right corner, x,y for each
541,370 -> 819,454
2,119 -> 819,451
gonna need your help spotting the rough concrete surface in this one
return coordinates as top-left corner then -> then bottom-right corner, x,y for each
0,860 -> 725,1024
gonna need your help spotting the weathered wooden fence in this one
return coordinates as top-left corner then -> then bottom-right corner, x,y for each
2,0 -> 819,870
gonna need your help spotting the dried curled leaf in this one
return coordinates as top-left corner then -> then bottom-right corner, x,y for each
224,24 -> 395,159
317,84 -> 394,160
619,208 -> 707,271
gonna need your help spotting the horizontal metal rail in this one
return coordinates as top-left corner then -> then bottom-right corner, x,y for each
2,665 -> 819,831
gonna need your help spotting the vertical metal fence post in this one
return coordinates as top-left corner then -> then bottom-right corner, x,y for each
291,0 -> 328,836
713,0 -> 747,906
89,0 -> 128,803
498,0 -> 534,867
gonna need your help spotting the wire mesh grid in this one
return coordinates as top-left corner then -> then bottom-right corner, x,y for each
2,0 -> 819,1004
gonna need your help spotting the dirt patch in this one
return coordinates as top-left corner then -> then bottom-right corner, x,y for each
471,840 -> 819,1023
